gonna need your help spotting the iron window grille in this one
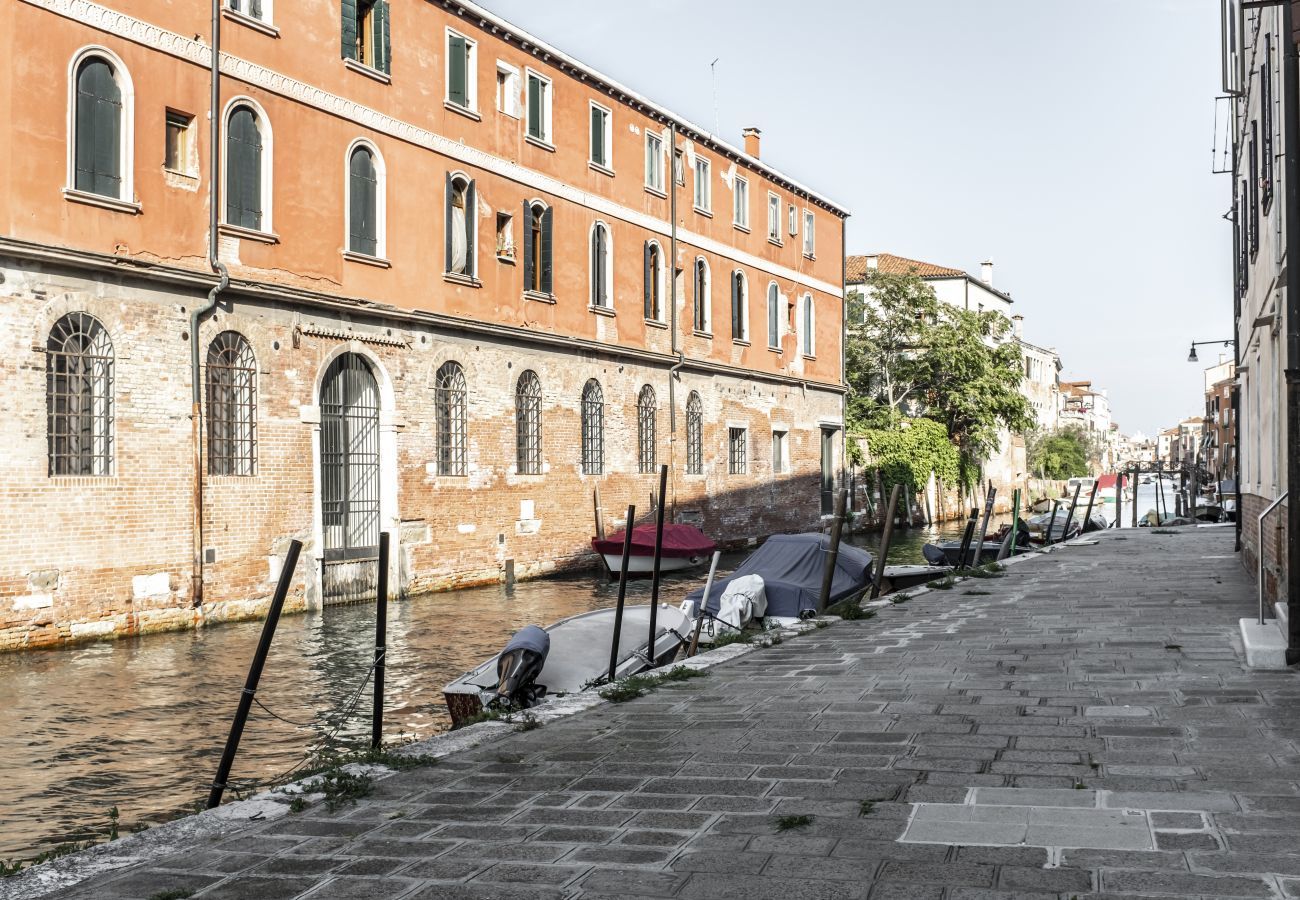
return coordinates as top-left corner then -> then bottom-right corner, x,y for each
728,427 -> 747,475
435,361 -> 468,476
47,312 -> 114,476
637,385 -> 657,473
515,369 -> 542,475
686,391 -> 703,475
581,378 -> 604,475
206,331 -> 257,476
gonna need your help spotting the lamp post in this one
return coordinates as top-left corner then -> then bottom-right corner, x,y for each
1185,338 -> 1239,550
1186,339 -> 1234,364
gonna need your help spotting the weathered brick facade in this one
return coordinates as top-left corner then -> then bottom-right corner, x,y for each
1241,491 -> 1288,613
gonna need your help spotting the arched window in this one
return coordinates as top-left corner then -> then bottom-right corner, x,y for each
800,294 -> 816,356
644,241 -> 665,322
524,200 -> 553,295
767,282 -> 781,349
515,369 -> 542,475
581,378 -> 604,475
693,257 -> 711,333
225,103 -> 268,231
72,54 -> 128,200
206,331 -> 257,476
686,391 -> 703,475
590,221 -> 612,309
731,270 -> 748,342
435,361 -> 467,476
47,312 -> 114,476
347,142 -> 383,257
637,385 -> 657,474
445,173 -> 476,277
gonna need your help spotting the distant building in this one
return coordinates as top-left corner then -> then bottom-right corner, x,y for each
1058,380 -> 1116,471
1203,357 -> 1236,486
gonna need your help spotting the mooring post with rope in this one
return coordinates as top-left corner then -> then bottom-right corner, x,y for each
647,466 -> 669,663
607,505 -> 636,683
208,539 -> 302,809
371,532 -> 390,750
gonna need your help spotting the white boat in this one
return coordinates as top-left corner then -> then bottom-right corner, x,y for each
443,603 -> 693,726
591,524 -> 717,577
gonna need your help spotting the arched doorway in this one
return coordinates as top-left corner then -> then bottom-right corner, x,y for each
320,353 -> 381,604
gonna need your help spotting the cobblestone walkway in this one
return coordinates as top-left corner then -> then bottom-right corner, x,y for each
42,528 -> 1300,898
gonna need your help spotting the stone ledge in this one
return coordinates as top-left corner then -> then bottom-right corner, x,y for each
1239,617 -> 1288,669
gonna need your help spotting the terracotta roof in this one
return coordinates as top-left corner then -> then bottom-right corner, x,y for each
846,253 -> 966,282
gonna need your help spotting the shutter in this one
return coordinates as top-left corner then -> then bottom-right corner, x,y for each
540,205 -> 553,295
522,201 -> 534,290
444,172 -> 454,272
731,273 -> 740,338
244,122 -> 262,230
349,153 -> 364,252
643,242 -> 652,319
99,84 -> 121,198
448,34 -> 467,107
364,155 -> 378,254
341,0 -> 358,60
591,106 -> 602,166
527,76 -> 541,138
465,179 -> 476,275
225,126 -> 241,225
74,68 -> 97,193
376,1 -> 391,74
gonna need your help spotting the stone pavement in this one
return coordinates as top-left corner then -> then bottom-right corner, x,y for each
24,527 -> 1300,899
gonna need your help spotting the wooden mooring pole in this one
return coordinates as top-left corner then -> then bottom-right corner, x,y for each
371,532 -> 389,749
647,465 -> 669,663
1064,483 -> 1082,541
870,484 -> 902,600
208,540 -> 302,809
817,489 -> 848,613
971,485 -> 996,568
606,505 -> 636,683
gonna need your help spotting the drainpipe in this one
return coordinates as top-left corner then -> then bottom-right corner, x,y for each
1282,1 -> 1300,663
668,122 -> 680,513
192,0 -> 229,606
840,211 -> 848,510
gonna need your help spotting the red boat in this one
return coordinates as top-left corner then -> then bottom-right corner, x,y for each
591,524 -> 717,575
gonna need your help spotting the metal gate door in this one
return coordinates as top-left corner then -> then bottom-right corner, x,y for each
320,353 -> 381,604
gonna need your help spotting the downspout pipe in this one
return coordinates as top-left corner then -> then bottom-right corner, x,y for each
668,122 -> 680,515
1282,0 -> 1300,663
192,0 -> 229,606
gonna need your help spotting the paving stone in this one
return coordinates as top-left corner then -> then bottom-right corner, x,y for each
1100,869 -> 1274,897
1149,811 -> 1204,828
679,872 -> 872,900
1154,830 -> 1221,851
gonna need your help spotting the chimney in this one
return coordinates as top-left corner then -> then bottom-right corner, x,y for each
865,255 -> 879,270
1011,313 -> 1024,338
742,126 -> 761,158
980,259 -> 994,285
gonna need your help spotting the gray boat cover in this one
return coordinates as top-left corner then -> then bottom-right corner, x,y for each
501,624 -> 550,659
686,533 -> 873,618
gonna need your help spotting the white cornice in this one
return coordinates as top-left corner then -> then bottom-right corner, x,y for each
23,0 -> 844,299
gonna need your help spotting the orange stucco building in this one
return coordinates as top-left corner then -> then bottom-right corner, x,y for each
0,0 -> 849,649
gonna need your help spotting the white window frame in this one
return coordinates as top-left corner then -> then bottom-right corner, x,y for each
343,137 -> 386,260
589,100 -> 613,173
525,68 -> 553,146
693,256 -> 712,334
803,208 -> 815,257
788,202 -> 798,237
446,170 -> 476,277
496,210 -> 515,260
733,175 -> 749,230
766,192 -> 781,243
65,46 -> 137,210
223,0 -> 275,31
647,239 -> 667,323
693,155 -> 711,213
800,293 -> 816,357
766,281 -> 781,350
495,60 -> 521,118
589,219 -> 614,310
164,108 -> 197,177
732,269 -> 749,343
219,95 -> 274,234
645,131 -> 665,194
445,27 -> 478,113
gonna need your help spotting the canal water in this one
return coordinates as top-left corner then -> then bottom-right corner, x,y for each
0,484 -> 1169,862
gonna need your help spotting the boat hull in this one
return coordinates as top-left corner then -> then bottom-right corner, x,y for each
599,553 -> 702,575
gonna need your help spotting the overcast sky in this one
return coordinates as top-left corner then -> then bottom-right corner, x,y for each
487,0 -> 1229,437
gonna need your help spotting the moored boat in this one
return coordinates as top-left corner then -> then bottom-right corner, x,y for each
591,523 -> 716,575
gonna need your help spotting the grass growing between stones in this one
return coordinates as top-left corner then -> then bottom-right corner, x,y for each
966,563 -> 1006,579
858,801 -> 875,817
828,597 -> 874,620
926,577 -> 956,590
775,814 -> 814,831
890,593 -> 912,604
600,666 -> 707,703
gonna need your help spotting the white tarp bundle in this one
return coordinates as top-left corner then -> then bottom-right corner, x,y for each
715,574 -> 767,629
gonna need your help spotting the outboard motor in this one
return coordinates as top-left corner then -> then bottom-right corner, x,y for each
488,625 -> 550,711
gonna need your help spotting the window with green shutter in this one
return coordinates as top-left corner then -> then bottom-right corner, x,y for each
447,31 -> 474,109
590,103 -> 610,169
348,0 -> 390,74
523,201 -> 552,295
348,145 -> 379,256
224,106 -> 263,230
527,72 -> 550,142
74,57 -> 123,199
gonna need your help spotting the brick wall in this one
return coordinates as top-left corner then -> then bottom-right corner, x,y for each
0,257 -> 842,650
1241,490 -> 1288,613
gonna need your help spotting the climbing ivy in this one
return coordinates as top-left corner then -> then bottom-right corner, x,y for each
859,418 -> 961,494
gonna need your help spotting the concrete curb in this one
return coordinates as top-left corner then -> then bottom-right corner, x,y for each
0,618 -> 828,900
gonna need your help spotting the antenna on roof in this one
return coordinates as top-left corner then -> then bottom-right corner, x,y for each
710,58 -> 720,136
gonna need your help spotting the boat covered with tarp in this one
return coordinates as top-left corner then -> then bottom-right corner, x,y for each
443,603 -> 693,726
592,524 -> 717,574
684,533 -> 873,623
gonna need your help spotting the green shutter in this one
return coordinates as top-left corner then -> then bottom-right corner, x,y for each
75,60 -> 122,198
349,149 -> 377,255
341,0 -> 358,60
643,242 -> 652,319
540,206 -> 553,295
448,34 -> 467,107
522,201 -> 534,290
375,0 -> 391,74
591,106 -> 603,166
731,273 -> 740,339
464,179 -> 476,274
527,76 -> 542,139
444,172 -> 454,272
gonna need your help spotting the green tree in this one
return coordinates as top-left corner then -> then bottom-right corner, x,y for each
859,417 -> 961,494
1026,426 -> 1091,480
845,271 -> 940,431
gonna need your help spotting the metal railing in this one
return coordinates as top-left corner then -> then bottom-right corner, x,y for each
1258,492 -> 1288,625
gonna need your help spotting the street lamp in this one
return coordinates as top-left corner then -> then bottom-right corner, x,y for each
1186,339 -> 1234,364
